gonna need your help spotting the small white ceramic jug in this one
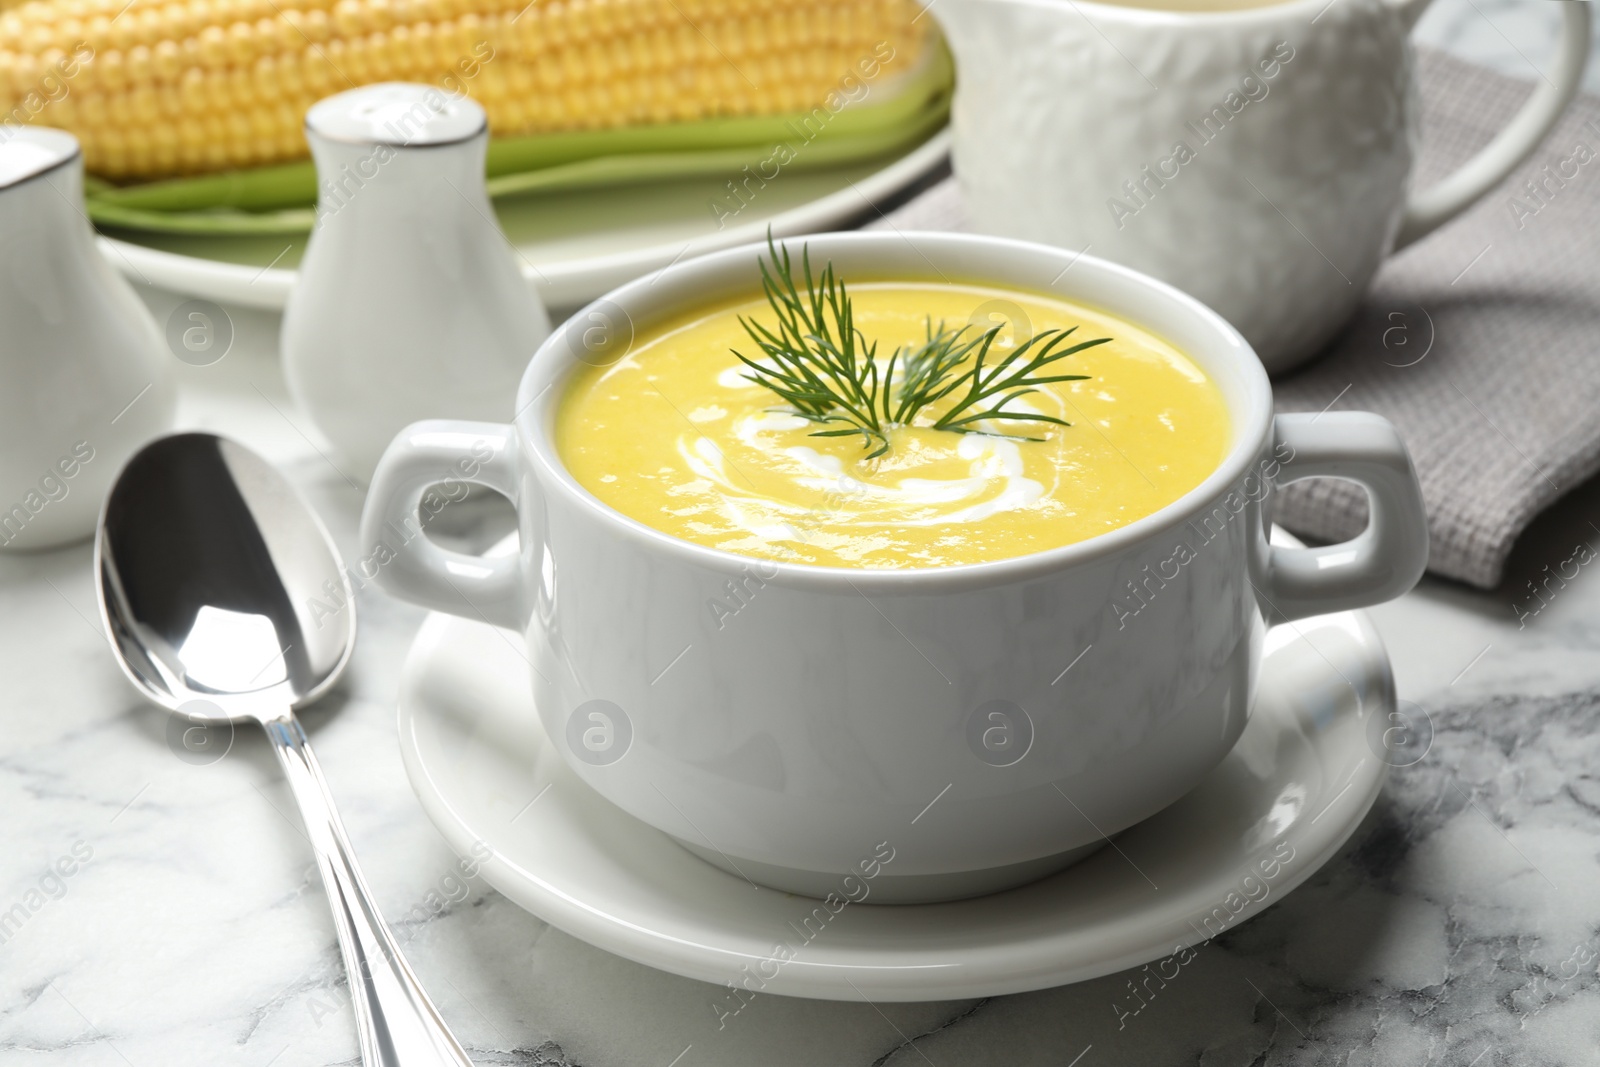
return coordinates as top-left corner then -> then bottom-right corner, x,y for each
933,0 -> 1591,373
0,127 -> 176,552
282,84 -> 551,483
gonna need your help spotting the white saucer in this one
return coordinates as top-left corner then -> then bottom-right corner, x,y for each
396,585 -> 1392,1001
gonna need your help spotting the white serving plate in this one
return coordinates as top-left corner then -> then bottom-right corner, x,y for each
97,130 -> 950,311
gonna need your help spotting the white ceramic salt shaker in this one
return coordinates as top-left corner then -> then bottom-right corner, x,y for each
282,83 -> 550,483
0,127 -> 176,552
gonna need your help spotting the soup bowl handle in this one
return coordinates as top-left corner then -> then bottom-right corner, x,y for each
1257,412 -> 1429,624
360,419 -> 527,632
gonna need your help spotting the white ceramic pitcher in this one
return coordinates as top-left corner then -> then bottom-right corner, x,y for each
933,0 -> 1592,373
0,127 -> 175,552
282,83 -> 551,483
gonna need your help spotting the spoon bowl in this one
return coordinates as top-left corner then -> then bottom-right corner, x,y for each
98,433 -> 353,719
96,431 -> 472,1067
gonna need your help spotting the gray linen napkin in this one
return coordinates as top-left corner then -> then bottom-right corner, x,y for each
868,50 -> 1600,588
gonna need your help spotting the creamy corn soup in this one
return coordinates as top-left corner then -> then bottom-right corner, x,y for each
556,282 -> 1230,569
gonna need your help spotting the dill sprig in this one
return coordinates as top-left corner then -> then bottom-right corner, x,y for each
733,236 -> 1109,460
734,236 -> 890,456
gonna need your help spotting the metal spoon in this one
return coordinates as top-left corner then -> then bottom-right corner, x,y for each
96,432 -> 473,1067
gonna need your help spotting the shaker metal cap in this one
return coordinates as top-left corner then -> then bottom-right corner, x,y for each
304,82 -> 487,148
0,126 -> 79,190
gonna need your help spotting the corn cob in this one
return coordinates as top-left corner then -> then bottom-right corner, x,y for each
0,0 -> 930,181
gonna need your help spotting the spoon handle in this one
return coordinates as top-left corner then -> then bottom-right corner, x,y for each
264,712 -> 475,1067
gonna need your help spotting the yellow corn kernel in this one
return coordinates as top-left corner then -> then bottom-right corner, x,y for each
0,0 -> 930,180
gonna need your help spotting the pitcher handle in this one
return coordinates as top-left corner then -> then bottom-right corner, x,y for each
1394,0 -> 1591,249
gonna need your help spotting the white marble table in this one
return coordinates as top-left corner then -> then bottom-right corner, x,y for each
4,5 -> 1599,1065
